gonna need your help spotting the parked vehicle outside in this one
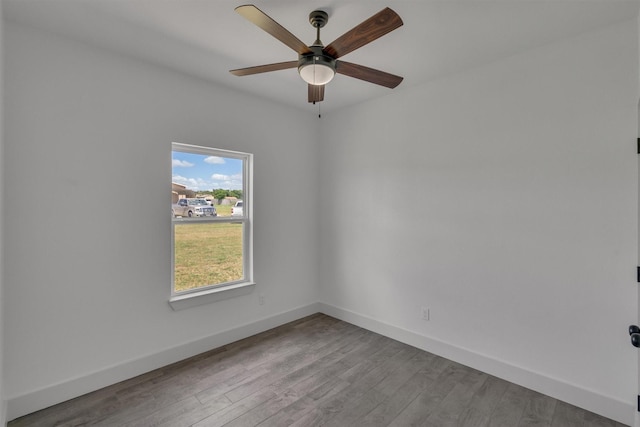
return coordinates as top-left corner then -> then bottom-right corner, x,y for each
172,198 -> 217,217
231,200 -> 243,217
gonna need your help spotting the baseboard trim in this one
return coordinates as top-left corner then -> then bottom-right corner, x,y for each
6,302 -> 321,422
317,302 -> 633,426
6,301 -> 633,425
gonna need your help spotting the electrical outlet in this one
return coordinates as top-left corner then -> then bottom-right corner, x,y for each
259,294 -> 265,305
421,306 -> 430,321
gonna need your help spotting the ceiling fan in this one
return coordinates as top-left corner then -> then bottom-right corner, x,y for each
230,5 -> 404,104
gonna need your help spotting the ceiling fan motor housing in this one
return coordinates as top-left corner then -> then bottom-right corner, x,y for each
298,46 -> 336,69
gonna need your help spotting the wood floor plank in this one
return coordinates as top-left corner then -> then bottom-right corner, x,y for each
517,389 -> 557,427
550,400 -> 585,427
89,316 -> 339,426
321,346 -> 421,427
220,388 -> 305,427
195,319 -> 361,406
7,314 -> 628,427
254,331 -> 396,427
323,388 -> 389,427
468,375 -> 511,414
120,395 -> 231,427
222,341 -> 365,426
222,326 -> 375,403
583,410 -> 629,427
354,353 -> 447,427
455,375 -> 511,427
256,377 -> 352,427
225,349 -> 365,427
458,407 -> 492,427
422,368 -> 489,426
488,382 -> 530,426
192,388 -> 279,427
287,339 -> 415,427
387,360 -> 471,427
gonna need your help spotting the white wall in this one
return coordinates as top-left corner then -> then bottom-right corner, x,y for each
3,22 -> 320,419
319,19 -> 638,424
0,2 -> 6,425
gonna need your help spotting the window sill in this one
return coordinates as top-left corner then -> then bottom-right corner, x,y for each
169,282 -> 256,311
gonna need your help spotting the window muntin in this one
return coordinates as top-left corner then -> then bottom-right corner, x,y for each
171,143 -> 252,297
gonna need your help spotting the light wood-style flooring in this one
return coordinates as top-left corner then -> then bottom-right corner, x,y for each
8,313 -> 628,426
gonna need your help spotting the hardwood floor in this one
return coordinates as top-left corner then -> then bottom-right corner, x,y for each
8,313 -> 627,427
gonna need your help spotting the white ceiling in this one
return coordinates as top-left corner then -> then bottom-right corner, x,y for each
3,0 -> 639,113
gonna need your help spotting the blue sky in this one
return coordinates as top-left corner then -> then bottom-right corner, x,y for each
172,151 -> 243,191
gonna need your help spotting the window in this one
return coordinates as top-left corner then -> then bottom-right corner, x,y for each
170,143 -> 253,310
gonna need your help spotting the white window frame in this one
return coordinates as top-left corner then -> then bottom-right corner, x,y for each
169,142 -> 254,310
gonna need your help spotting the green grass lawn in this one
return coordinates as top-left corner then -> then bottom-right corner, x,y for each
215,204 -> 232,217
174,221 -> 243,292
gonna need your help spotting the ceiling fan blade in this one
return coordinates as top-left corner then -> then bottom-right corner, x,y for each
323,8 -> 403,59
235,5 -> 312,55
308,84 -> 325,103
230,61 -> 298,76
336,61 -> 403,88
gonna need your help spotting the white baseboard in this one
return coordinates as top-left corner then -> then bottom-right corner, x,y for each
5,302 -> 321,422
317,302 -> 633,426
6,301 -> 633,425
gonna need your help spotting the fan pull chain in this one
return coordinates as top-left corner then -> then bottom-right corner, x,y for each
313,55 -> 317,85
313,53 -> 321,117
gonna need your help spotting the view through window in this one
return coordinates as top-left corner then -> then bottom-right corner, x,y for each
171,143 -> 252,295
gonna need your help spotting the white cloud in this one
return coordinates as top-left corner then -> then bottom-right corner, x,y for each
172,175 -> 206,190
174,164 -> 243,192
210,173 -> 243,191
204,156 -> 225,165
172,159 -> 194,168
173,174 -> 243,191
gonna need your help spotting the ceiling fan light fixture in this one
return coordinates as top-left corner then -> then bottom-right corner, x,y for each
231,5 -> 404,103
298,55 -> 335,85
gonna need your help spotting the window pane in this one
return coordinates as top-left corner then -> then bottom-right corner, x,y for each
174,222 -> 244,292
172,144 -> 249,295
172,150 -> 244,214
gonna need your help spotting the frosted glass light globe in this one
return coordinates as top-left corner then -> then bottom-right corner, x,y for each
299,62 -> 335,85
